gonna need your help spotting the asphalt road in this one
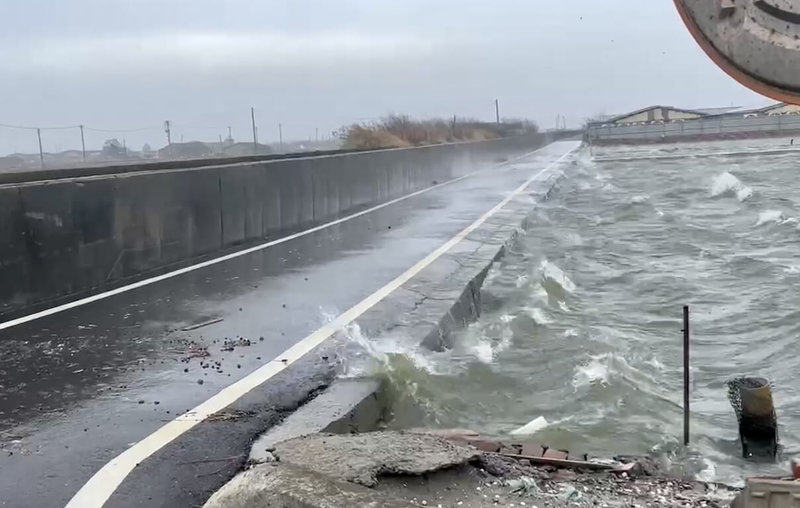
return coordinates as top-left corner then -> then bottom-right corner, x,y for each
0,141 -> 577,508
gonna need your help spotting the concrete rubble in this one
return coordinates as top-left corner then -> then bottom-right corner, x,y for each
203,462 -> 415,508
203,430 -> 741,508
271,431 -> 481,487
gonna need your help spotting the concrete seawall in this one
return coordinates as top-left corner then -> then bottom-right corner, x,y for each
587,113 -> 800,145
0,134 -> 549,316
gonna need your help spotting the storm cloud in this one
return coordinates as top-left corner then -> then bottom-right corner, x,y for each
0,0 -> 770,154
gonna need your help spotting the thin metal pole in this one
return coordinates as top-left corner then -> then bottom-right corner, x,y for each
164,120 -> 172,158
79,125 -> 86,162
36,128 -> 44,168
278,123 -> 283,152
251,107 -> 257,151
683,305 -> 690,446
495,99 -> 500,124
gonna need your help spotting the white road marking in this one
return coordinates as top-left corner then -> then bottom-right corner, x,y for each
0,144 -> 551,332
65,142 -> 578,508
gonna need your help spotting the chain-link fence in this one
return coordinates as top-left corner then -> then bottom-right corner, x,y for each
0,107 -> 536,173
0,119 -> 345,173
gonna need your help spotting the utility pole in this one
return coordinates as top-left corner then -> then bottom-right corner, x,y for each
278,123 -> 283,152
495,99 -> 500,124
452,114 -> 457,138
683,305 -> 690,446
315,127 -> 319,143
79,125 -> 86,162
164,120 -> 172,158
251,107 -> 258,152
36,128 -> 44,169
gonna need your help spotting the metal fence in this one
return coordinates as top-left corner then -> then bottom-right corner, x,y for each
587,114 -> 800,144
0,120 -> 343,173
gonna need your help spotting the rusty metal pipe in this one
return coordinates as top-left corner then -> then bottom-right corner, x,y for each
728,377 -> 779,460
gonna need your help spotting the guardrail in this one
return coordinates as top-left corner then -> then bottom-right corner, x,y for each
587,115 -> 800,145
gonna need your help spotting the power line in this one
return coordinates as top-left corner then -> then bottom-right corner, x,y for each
170,124 -> 229,131
83,125 -> 159,133
40,125 -> 81,131
0,123 -> 41,131
0,122 -> 161,133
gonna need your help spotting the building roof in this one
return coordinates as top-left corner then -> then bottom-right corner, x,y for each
705,102 -> 788,117
754,102 -> 789,113
597,105 -> 709,125
694,106 -> 742,115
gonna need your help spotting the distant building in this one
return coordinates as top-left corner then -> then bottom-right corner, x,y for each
589,102 -> 800,128
749,103 -> 800,116
157,141 -> 213,159
102,138 -> 126,157
601,106 -> 708,125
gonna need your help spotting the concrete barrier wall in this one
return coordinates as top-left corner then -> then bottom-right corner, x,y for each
587,114 -> 800,144
0,134 -> 548,316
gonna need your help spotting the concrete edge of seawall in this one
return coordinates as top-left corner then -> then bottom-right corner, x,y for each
205,144 -> 580,503
0,135 -> 553,187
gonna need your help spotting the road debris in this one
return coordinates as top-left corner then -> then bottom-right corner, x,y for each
180,318 -> 224,332
221,337 -> 252,352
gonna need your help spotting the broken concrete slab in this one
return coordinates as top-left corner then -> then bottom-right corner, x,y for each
273,430 -> 480,487
249,378 -> 385,463
203,462 -> 414,508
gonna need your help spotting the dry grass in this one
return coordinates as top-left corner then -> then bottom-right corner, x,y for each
344,125 -> 411,150
343,115 -> 538,150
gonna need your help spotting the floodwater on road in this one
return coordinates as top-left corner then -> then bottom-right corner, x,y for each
367,139 -> 800,485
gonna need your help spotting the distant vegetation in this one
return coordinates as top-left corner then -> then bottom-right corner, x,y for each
343,115 -> 538,150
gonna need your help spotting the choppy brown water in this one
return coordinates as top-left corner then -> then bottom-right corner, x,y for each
353,139 -> 800,485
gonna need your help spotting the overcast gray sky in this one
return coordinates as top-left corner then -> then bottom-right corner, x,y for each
0,0 -> 771,154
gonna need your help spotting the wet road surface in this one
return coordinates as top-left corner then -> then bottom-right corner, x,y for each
0,141 -> 577,507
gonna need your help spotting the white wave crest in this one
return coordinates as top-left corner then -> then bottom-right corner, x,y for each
336,319 -> 439,377
645,356 -> 666,371
573,354 -> 611,388
710,171 -> 752,202
696,458 -> 717,483
756,209 -> 785,226
630,194 -> 650,204
572,353 -> 638,390
756,209 -> 798,227
540,260 -> 576,293
525,307 -> 552,325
